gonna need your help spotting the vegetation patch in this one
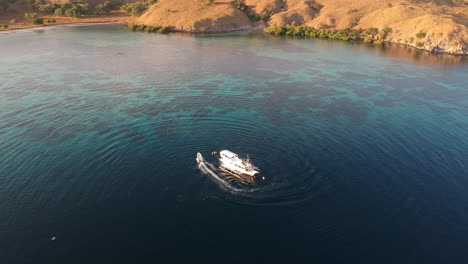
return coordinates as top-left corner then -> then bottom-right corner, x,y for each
379,27 -> 392,39
415,42 -> 424,48
264,25 -> 364,41
234,2 -> 247,12
349,17 -> 359,27
365,27 -> 379,36
95,0 -> 122,14
32,17 -> 43,24
128,23 -> 171,33
264,25 -> 395,47
32,0 -> 89,17
121,0 -> 155,16
310,2 -> 322,11
233,1 -> 274,22
415,31 -> 426,39
24,12 -> 37,19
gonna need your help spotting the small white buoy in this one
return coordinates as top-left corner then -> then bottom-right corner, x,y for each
262,177 -> 266,180
51,236 -> 56,241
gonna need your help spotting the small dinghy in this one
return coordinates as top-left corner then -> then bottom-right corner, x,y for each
196,152 -> 204,164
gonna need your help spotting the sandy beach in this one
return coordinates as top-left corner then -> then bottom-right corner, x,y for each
0,10 -> 133,31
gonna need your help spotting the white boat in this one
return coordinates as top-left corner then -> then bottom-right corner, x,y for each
218,150 -> 259,177
196,152 -> 204,164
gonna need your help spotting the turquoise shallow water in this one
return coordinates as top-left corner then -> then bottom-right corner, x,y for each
0,24 -> 468,263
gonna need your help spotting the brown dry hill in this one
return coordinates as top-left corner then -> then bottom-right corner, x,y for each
136,0 -> 254,32
135,0 -> 467,54
1,0 -> 466,54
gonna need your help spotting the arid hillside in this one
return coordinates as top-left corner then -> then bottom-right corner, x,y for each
135,0 -> 467,54
1,0 -> 466,54
135,0 -> 254,32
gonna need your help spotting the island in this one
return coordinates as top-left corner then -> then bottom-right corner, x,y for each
1,0 -> 467,55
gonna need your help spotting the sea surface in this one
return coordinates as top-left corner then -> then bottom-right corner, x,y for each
0,24 -> 467,263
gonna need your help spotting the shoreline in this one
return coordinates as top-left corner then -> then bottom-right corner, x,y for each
0,10 -> 133,32
262,26 -> 467,56
0,21 -> 125,33
1,18 -> 465,56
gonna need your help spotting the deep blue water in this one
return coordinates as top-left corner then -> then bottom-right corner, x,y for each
1,24 -> 468,263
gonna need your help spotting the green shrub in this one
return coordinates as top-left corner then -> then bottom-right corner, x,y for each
259,8 -> 273,21
373,39 -> 383,44
380,27 -> 392,39
24,12 -> 38,19
128,23 -> 136,30
363,38 -> 372,43
32,17 -> 43,24
95,2 -> 111,13
247,13 -> 261,21
95,0 -> 121,14
143,25 -> 151,31
349,17 -> 359,27
234,1 -> 247,11
37,3 -> 61,13
387,3 -> 393,7
31,0 -> 41,10
264,26 -> 364,41
66,2 -> 88,17
157,26 -> 170,33
234,2 -> 273,22
46,18 -> 56,23
107,0 -> 122,9
121,2 -> 147,16
32,0 -> 88,17
128,23 -> 170,33
415,31 -> 426,39
310,2 -> 322,10
2,24 -> 8,29
365,27 -> 379,36
415,42 -> 424,48
6,7 -> 15,13
54,7 -> 63,16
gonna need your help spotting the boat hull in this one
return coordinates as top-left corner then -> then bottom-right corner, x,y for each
219,162 -> 258,177
196,152 -> 204,164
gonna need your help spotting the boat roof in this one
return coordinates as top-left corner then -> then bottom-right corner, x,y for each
220,150 -> 238,158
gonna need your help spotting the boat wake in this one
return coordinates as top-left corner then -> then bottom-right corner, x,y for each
196,150 -> 328,206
